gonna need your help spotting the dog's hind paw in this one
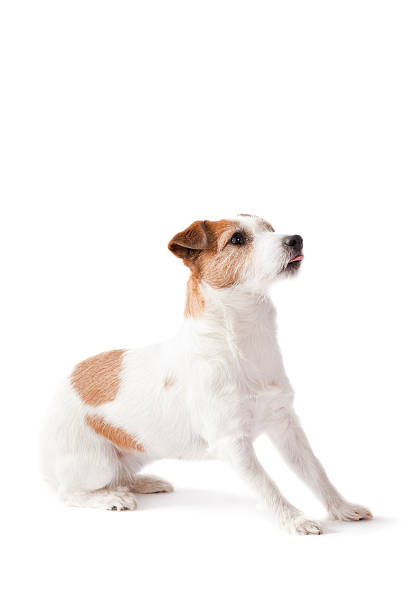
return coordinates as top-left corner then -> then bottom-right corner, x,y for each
128,475 -> 174,494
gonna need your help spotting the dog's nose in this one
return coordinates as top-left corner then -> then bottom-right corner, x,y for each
284,235 -> 303,250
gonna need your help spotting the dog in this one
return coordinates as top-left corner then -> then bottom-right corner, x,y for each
41,214 -> 372,534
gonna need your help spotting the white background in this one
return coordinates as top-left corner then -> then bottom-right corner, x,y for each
1,1 -> 407,611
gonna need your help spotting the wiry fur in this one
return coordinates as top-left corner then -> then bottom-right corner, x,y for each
41,214 -> 372,532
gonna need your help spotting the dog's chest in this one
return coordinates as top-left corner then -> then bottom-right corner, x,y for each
190,316 -> 288,401
231,310 -> 287,390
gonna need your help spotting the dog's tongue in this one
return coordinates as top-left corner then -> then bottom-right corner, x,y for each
289,255 -> 304,263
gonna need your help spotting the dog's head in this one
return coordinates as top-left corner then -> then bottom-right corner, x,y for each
168,214 -> 303,293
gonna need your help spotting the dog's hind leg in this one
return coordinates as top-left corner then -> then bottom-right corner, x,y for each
54,436 -> 139,511
117,453 -> 174,494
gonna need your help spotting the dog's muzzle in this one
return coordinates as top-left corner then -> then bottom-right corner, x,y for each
283,235 -> 304,270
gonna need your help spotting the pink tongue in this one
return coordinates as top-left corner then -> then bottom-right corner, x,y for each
289,255 -> 304,263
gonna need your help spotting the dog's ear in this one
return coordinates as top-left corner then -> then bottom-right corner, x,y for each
168,220 -> 209,260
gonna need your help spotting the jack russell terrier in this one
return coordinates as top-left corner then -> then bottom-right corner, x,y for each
41,214 -> 372,534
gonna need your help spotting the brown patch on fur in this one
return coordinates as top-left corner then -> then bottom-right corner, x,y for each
185,275 -> 205,317
196,219 -> 252,289
85,415 -> 144,452
72,349 -> 125,406
163,375 -> 176,389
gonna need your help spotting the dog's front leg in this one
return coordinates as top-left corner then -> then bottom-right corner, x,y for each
268,411 -> 373,522
216,435 -> 322,534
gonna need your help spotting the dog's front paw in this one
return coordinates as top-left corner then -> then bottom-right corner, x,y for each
291,515 -> 323,535
329,501 -> 373,522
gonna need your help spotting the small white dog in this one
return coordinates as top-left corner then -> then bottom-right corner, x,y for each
41,214 -> 372,534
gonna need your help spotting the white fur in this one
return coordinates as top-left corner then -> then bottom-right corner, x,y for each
41,215 -> 371,532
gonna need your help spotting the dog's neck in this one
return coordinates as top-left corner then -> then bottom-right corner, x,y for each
180,276 -> 277,353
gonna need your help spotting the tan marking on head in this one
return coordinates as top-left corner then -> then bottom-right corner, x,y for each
163,374 -> 176,389
85,415 -> 144,452
196,219 -> 252,289
71,349 -> 125,406
171,218 -> 252,289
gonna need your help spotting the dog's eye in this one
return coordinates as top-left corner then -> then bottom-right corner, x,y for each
230,232 -> 245,245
